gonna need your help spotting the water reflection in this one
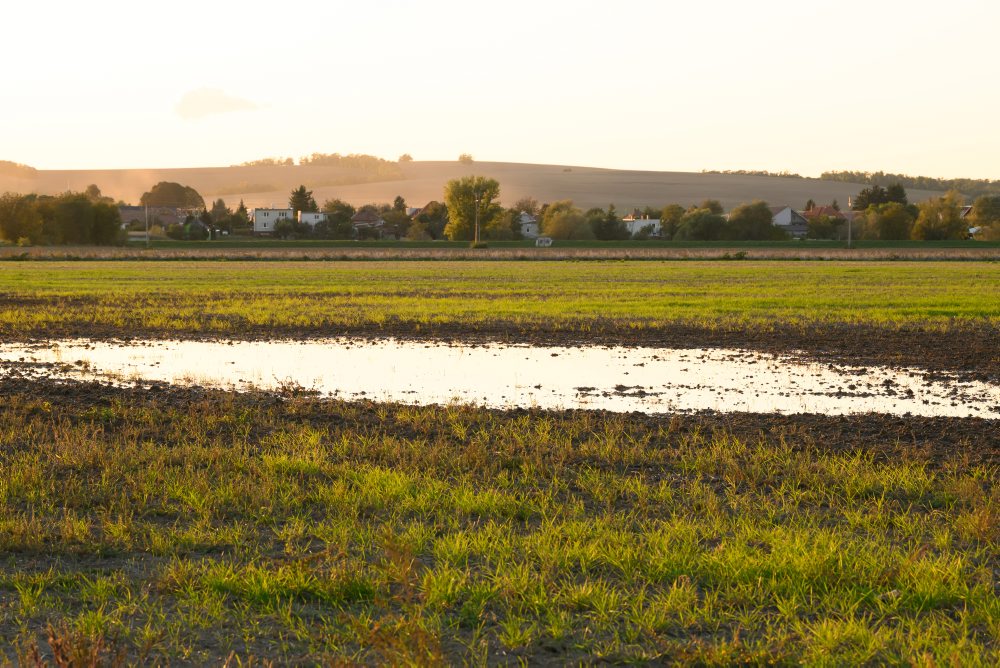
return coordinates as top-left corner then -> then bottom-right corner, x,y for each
1,338 -> 997,418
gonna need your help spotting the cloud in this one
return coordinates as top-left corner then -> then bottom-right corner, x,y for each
175,88 -> 257,120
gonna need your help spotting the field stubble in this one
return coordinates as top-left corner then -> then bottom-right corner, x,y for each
0,377 -> 997,664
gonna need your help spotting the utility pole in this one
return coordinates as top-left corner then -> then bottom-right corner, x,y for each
846,196 -> 853,249
473,190 -> 482,245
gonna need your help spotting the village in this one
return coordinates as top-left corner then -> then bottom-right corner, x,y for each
118,186 -> 981,243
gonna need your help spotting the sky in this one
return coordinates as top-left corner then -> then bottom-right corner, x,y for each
4,0 -> 999,178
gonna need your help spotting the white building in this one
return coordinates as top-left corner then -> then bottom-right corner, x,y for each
251,208 -> 294,235
518,212 -> 540,239
623,218 -> 661,237
769,206 -> 809,239
622,210 -> 662,237
298,212 -> 327,227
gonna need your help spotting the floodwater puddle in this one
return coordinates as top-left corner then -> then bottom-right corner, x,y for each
1,338 -> 998,418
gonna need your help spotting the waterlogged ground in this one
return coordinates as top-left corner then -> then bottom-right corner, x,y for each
2,260 -> 999,380
1,260 -> 997,663
3,338 -> 999,418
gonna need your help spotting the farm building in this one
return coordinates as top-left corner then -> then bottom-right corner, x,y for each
769,206 -> 809,239
623,210 -> 662,237
251,208 -> 294,235
518,213 -> 540,239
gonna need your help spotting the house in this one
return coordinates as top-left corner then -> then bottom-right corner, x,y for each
622,210 -> 662,237
769,206 -> 809,239
800,205 -> 845,221
351,209 -> 387,238
518,212 -> 540,239
251,208 -> 294,235
298,212 -> 327,227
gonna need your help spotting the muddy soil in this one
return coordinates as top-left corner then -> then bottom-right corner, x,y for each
2,374 -> 996,467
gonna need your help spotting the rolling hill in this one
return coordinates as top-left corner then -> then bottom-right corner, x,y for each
0,161 -> 948,212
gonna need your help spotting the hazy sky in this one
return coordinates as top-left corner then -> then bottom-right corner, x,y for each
5,0 -> 998,178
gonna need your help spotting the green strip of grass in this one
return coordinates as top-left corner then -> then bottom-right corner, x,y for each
0,386 -> 996,664
0,260 -> 998,338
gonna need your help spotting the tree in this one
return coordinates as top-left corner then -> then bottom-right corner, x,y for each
804,199 -> 816,211
141,182 -> 204,208
398,153 -> 413,162
482,209 -> 517,240
807,214 -> 844,240
831,199 -> 841,212
852,185 -> 888,210
912,191 -> 967,240
274,219 -> 296,240
381,209 -> 412,239
969,195 -> 1000,228
443,175 -> 501,241
412,200 -> 449,239
886,183 -> 908,205
91,202 -> 122,244
458,153 -> 474,164
392,195 -> 407,212
724,201 -> 785,240
541,200 -> 593,240
674,208 -> 726,241
860,202 -> 915,240
233,200 -> 250,228
317,198 -> 356,239
660,204 -> 685,240
17,192 -> 125,245
589,204 -> 630,240
210,198 -> 230,223
83,183 -> 114,203
0,193 -> 43,244
289,185 -> 318,214
512,196 -> 539,216
696,199 -> 724,215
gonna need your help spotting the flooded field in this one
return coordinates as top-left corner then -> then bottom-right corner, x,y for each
2,338 -> 997,418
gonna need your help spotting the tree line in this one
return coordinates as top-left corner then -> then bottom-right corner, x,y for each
821,170 -> 1000,201
811,183 -> 999,241
0,187 -> 123,246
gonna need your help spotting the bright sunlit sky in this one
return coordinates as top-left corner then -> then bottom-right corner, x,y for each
4,0 -> 998,178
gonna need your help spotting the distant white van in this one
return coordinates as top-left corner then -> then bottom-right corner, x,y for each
535,237 -> 553,248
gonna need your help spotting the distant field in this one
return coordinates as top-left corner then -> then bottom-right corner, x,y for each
0,161 -> 949,211
1,260 -> 997,335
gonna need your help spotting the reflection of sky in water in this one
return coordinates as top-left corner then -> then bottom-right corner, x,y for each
2,339 -> 998,419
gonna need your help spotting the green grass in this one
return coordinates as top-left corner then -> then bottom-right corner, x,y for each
0,260 -> 998,339
0,385 -> 997,664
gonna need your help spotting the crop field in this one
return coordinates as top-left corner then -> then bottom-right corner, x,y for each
0,259 -> 998,664
0,380 -> 997,664
1,260 -> 998,333
0,160 -> 950,212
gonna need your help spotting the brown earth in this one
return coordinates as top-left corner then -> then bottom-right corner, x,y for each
1,374 -> 996,467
